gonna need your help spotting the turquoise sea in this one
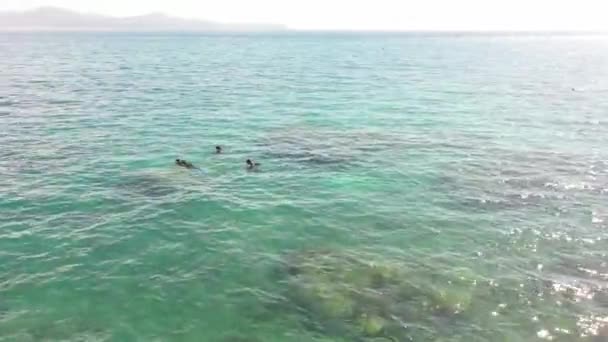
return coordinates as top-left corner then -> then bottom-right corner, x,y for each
1,32 -> 608,341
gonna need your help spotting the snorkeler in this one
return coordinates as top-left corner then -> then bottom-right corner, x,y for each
246,159 -> 260,169
215,145 -> 222,154
175,159 -> 198,169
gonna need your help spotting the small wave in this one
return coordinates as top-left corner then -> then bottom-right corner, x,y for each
592,212 -> 604,224
47,99 -> 80,105
0,100 -> 17,107
545,181 -> 595,191
536,329 -> 553,340
565,183 -> 592,190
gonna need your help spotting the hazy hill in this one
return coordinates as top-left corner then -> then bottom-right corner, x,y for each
0,7 -> 287,31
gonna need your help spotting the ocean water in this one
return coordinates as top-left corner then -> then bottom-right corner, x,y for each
1,32 -> 607,342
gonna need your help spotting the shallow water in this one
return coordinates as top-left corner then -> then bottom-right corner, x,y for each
1,32 -> 608,341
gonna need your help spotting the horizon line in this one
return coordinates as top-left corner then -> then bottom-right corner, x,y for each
2,6 -> 608,33
1,28 -> 607,34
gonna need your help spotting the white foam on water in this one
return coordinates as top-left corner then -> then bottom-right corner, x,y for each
592,211 -> 604,224
537,329 -> 553,340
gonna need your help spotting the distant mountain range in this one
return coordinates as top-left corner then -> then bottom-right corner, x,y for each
0,7 -> 287,31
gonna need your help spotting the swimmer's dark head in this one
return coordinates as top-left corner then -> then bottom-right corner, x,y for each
216,145 -> 222,153
246,159 -> 253,166
175,159 -> 181,163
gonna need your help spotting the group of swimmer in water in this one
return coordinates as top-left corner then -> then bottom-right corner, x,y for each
175,145 -> 261,171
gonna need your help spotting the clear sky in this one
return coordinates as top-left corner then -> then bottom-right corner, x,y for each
2,0 -> 607,31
